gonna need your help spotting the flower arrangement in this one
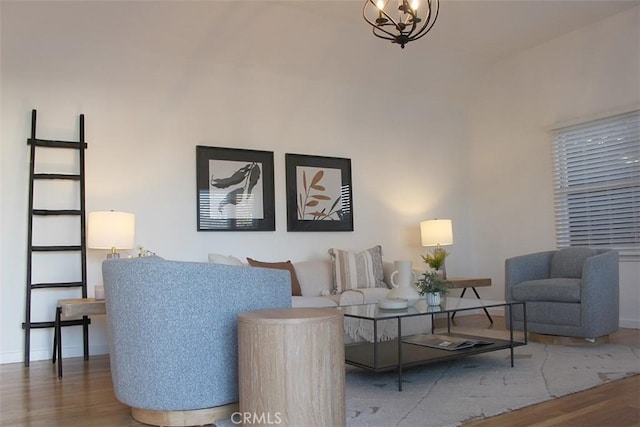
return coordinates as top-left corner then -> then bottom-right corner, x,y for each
415,270 -> 450,296
421,249 -> 449,271
135,245 -> 155,257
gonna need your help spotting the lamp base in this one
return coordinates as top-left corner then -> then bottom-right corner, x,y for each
106,252 -> 120,259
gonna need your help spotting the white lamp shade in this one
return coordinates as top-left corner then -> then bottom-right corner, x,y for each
88,211 -> 135,250
420,219 -> 453,247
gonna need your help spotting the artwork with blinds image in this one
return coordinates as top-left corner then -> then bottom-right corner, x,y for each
552,110 -> 640,254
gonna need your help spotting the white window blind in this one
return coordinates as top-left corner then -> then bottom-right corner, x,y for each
552,110 -> 640,255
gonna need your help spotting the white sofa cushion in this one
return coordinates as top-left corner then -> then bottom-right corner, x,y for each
208,253 -> 243,266
328,245 -> 386,293
339,290 -> 366,306
293,259 -> 334,297
352,287 -> 391,304
291,295 -> 338,308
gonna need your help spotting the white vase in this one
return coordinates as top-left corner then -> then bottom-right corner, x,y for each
388,260 -> 420,306
426,292 -> 441,306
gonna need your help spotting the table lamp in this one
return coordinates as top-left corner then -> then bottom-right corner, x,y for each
420,219 -> 453,279
88,211 -> 135,258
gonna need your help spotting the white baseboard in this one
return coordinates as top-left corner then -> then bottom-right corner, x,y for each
441,307 -> 640,330
1,344 -> 110,365
620,319 -> 640,329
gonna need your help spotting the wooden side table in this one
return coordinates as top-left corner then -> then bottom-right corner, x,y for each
53,298 -> 106,379
447,278 -> 493,323
238,308 -> 345,427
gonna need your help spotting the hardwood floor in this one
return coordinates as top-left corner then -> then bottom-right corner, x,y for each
1,316 -> 638,427
0,355 -> 138,427
458,319 -> 640,427
463,374 -> 640,427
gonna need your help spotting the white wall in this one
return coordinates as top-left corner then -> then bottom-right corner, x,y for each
0,1 -> 482,363
2,2 -> 638,364
468,7 -> 640,327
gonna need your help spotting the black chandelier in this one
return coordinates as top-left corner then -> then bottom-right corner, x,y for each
363,0 -> 439,49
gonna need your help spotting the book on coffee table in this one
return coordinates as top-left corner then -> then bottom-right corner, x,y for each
404,334 -> 492,351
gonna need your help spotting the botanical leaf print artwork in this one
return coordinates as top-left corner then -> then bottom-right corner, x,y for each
296,166 -> 342,220
209,160 -> 264,219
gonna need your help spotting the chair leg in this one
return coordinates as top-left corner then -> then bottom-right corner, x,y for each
82,315 -> 89,360
451,288 -> 468,321
55,306 -> 63,379
52,316 -> 57,364
470,287 -> 494,323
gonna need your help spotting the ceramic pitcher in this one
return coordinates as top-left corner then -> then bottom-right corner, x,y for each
388,260 -> 420,306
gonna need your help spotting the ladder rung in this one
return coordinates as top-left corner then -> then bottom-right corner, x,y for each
30,281 -> 84,289
28,138 -> 87,149
32,209 -> 82,216
32,245 -> 82,252
34,173 -> 81,180
22,319 -> 91,330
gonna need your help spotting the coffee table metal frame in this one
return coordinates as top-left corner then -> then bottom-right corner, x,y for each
338,297 -> 527,391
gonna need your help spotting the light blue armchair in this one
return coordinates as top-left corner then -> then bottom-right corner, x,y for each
102,256 -> 291,426
505,247 -> 619,339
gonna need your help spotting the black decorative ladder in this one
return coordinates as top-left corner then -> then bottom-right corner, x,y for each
22,109 -> 90,367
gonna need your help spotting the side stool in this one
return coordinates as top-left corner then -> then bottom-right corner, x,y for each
52,298 -> 105,378
238,307 -> 345,427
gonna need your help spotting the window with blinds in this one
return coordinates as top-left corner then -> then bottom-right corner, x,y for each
552,110 -> 640,255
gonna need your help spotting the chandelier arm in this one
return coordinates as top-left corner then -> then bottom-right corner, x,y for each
371,27 -> 397,42
372,22 -> 405,40
362,0 -> 384,27
410,1 -> 440,40
406,9 -> 419,37
363,0 -> 403,39
410,22 -> 437,41
366,20 -> 403,40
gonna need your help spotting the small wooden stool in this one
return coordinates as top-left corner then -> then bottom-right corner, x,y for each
238,308 -> 345,427
53,298 -> 106,378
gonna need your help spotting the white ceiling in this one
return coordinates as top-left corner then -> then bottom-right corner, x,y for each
428,0 -> 640,61
3,0 -> 637,106
289,0 -> 640,61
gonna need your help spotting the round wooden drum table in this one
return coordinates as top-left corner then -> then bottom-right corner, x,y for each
237,308 -> 345,427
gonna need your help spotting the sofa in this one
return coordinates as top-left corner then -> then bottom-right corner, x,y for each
209,246 -> 428,341
102,256 -> 291,426
209,250 -> 402,308
505,247 -> 619,339
291,259 -> 397,307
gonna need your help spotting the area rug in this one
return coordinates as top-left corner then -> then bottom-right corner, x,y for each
345,341 -> 639,426
216,341 -> 638,427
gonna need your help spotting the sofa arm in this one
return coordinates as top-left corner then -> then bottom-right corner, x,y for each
505,251 -> 555,300
580,250 -> 619,329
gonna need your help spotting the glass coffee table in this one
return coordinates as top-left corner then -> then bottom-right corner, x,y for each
337,297 -> 527,391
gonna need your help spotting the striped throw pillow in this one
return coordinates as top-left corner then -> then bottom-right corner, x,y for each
328,245 -> 386,293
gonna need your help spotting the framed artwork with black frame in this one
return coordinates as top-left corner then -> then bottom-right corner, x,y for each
196,145 -> 275,231
285,153 -> 353,232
